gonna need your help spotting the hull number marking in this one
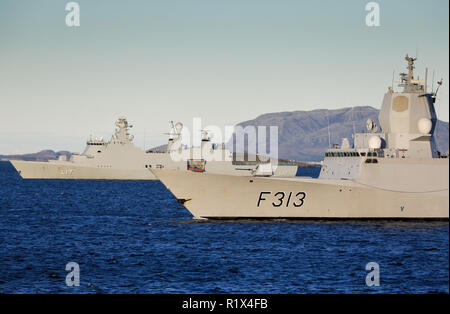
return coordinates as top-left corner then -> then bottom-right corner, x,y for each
59,168 -> 74,175
257,192 -> 306,208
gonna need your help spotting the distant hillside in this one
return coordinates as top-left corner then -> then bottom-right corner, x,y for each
231,106 -> 449,161
146,144 -> 169,153
4,106 -> 448,163
0,150 -> 71,162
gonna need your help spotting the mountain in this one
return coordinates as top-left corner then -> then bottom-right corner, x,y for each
146,144 -> 168,153
4,106 -> 448,163
231,106 -> 449,161
0,150 -> 71,162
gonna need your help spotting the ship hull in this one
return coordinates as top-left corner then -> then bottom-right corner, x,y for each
152,169 -> 449,219
10,160 -> 298,180
10,160 -> 157,180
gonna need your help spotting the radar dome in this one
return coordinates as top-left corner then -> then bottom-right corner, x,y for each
368,135 -> 381,149
175,122 -> 183,133
417,118 -> 432,134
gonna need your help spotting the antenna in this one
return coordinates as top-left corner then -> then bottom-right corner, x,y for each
435,79 -> 443,97
431,70 -> 435,93
432,78 -> 443,104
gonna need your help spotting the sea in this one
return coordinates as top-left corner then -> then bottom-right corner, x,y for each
0,161 -> 448,294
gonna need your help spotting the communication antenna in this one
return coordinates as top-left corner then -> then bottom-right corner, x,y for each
431,70 -> 435,93
163,121 -> 183,138
431,78 -> 443,104
434,79 -> 443,97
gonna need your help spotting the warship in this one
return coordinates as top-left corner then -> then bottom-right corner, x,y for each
152,55 -> 449,219
11,119 -> 298,180
10,117 -> 169,180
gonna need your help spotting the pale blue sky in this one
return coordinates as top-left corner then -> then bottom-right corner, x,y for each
0,0 -> 448,154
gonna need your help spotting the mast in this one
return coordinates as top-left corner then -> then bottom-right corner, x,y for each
406,54 -> 416,83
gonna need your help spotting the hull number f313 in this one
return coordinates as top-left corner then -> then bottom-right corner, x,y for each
257,191 -> 306,208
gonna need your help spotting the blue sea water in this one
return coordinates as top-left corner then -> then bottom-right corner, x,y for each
0,161 -> 448,294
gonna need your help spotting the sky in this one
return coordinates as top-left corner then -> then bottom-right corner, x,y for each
0,0 -> 448,154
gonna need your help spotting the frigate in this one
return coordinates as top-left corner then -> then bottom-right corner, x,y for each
10,117 -> 170,179
11,119 -> 298,180
152,55 -> 449,219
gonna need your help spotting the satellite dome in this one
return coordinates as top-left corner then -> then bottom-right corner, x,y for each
417,118 -> 432,134
175,122 -> 183,133
368,135 -> 381,149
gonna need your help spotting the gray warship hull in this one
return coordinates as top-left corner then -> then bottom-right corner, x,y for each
10,159 -> 297,180
153,159 -> 449,219
10,160 -> 159,180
